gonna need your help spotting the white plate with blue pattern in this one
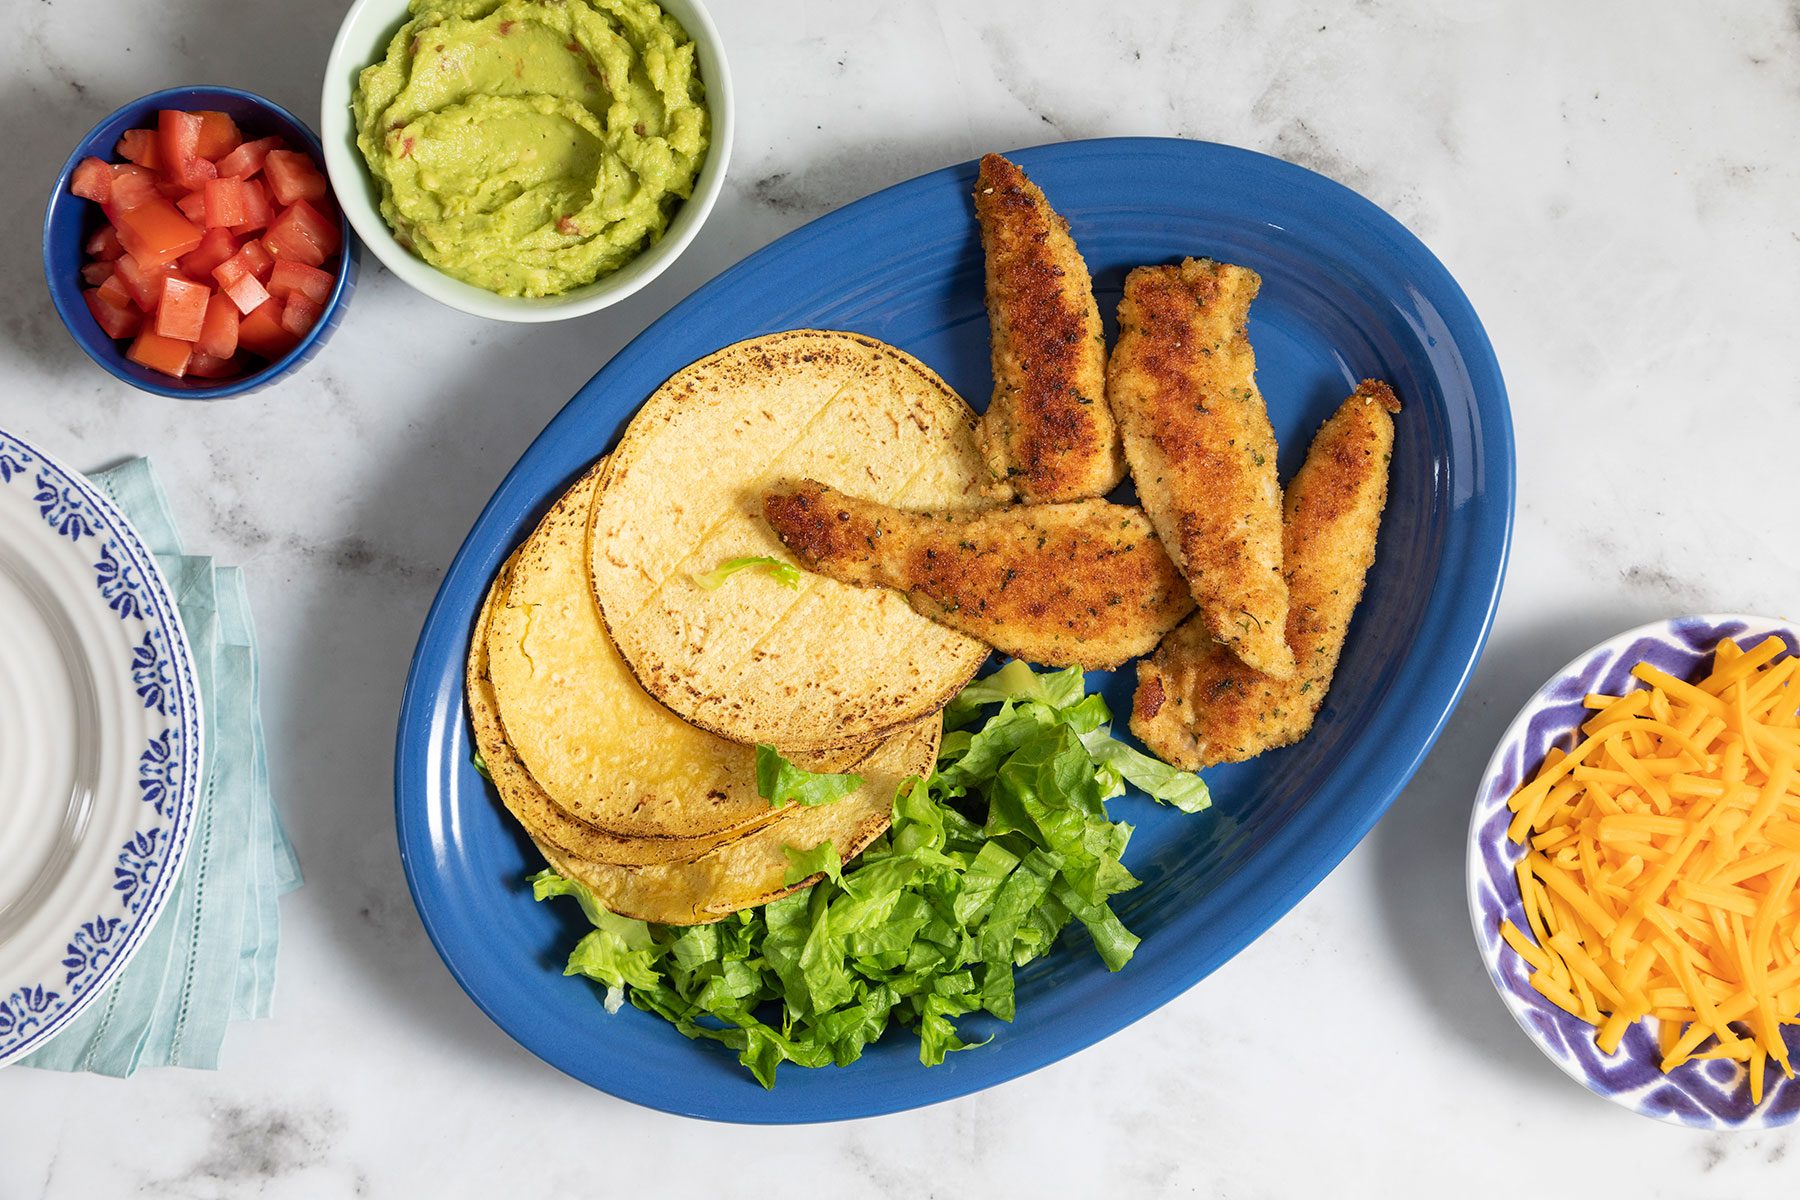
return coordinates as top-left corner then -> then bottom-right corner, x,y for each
0,429 -> 202,1066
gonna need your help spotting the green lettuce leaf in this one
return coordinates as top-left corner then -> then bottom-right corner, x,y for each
531,658 -> 1215,1086
532,872 -> 663,1012
782,839 -> 844,887
687,554 -> 802,590
756,745 -> 863,807
692,555 -> 803,591
943,659 -> 1085,726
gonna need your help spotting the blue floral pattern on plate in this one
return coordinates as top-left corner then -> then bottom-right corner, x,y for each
94,543 -> 143,620
0,428 -> 203,1066
137,729 -> 181,817
1467,614 -> 1800,1129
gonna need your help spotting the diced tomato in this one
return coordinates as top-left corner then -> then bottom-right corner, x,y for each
195,293 -> 240,358
176,190 -> 207,223
231,179 -> 272,234
178,226 -> 238,278
113,254 -> 176,310
96,272 -> 134,310
127,328 -> 193,378
215,135 -> 283,180
158,110 -> 219,188
155,277 -> 211,341
76,112 -> 336,364
186,351 -> 239,379
85,225 -> 126,261
201,177 -> 251,228
278,293 -> 322,339
70,157 -> 113,203
263,200 -> 338,267
83,288 -> 142,339
244,239 -> 275,279
215,239 -> 274,289
235,299 -> 297,359
108,165 -> 161,212
213,248 -> 272,314
194,111 -> 241,160
267,260 -> 335,306
110,198 -> 205,266
263,150 -> 328,206
116,129 -> 160,170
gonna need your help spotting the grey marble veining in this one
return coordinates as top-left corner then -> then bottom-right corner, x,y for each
2,0 -> 1799,1195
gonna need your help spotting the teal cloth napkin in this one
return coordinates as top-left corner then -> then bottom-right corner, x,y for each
21,458 -> 300,1075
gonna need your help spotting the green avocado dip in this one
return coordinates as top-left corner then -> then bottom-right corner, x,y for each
352,0 -> 709,297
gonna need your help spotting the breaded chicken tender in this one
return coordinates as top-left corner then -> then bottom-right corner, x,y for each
763,479 -> 1192,669
1106,258 -> 1294,679
972,153 -> 1124,503
1131,381 -> 1400,769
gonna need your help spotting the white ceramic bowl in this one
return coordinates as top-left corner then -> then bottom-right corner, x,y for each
1467,613 -> 1800,1128
319,0 -> 733,323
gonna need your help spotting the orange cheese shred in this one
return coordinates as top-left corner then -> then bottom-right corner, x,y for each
1500,635 -> 1800,1098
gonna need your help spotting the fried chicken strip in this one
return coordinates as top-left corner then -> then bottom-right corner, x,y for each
1131,381 -> 1400,769
763,480 -> 1192,669
973,153 -> 1124,503
1106,258 -> 1294,679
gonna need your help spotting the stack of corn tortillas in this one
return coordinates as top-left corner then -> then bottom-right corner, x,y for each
466,331 -> 996,924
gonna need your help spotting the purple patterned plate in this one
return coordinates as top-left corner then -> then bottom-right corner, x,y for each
1467,613 -> 1800,1129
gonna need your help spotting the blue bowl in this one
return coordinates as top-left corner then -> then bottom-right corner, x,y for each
42,85 -> 359,400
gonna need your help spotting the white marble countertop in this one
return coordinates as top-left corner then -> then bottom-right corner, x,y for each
4,0 -> 1799,1194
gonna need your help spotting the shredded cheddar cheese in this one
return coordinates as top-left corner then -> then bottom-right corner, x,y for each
1500,635 -> 1800,1104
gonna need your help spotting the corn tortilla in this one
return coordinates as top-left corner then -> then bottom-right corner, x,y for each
589,330 -> 994,752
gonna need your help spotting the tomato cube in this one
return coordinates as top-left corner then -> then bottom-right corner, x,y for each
236,299 -> 297,359
85,225 -> 126,260
186,351 -> 239,379
176,190 -> 207,223
110,197 -> 205,266
161,111 -> 218,187
127,328 -> 193,378
214,253 -> 271,315
278,293 -> 322,339
267,260 -> 335,306
215,239 -> 274,287
263,151 -> 327,206
201,177 -> 251,228
215,136 -> 284,180
83,288 -> 142,339
155,277 -> 211,341
116,129 -> 160,170
195,293 -> 240,358
70,157 -> 113,203
81,260 -> 116,286
178,226 -> 238,278
194,111 -> 242,160
97,271 -> 134,310
263,200 -> 338,267
159,110 -> 203,186
231,179 -> 273,234
113,254 -> 175,310
109,165 -> 161,212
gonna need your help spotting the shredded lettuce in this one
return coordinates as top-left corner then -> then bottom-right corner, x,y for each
756,745 -> 863,807
692,556 -> 803,591
471,749 -> 491,781
533,662 -> 1211,1086
781,840 -> 844,886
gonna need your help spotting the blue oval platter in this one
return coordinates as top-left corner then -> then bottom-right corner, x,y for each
394,136 -> 1514,1123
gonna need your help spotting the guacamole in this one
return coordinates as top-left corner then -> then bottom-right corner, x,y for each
352,0 -> 709,297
